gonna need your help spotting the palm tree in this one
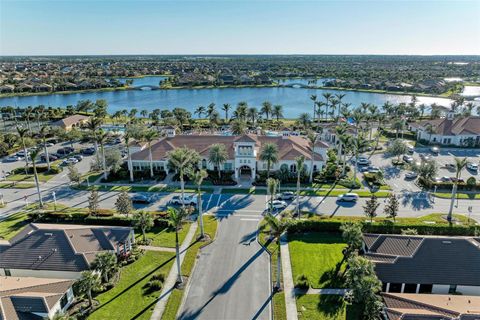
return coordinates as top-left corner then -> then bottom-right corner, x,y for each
322,93 -> 332,121
190,169 -> 208,238
96,130 -> 109,180
294,156 -> 305,217
298,113 -> 311,129
16,126 -> 30,174
261,101 -> 273,120
86,117 -> 103,164
306,131 -> 318,183
310,95 -> 317,125
29,148 -> 44,207
208,143 -> 228,178
260,143 -> 279,178
247,107 -> 259,125
263,213 -> 289,290
267,178 -> 279,213
124,131 -> 134,182
166,207 -> 190,284
351,109 -> 364,181
425,123 -> 435,144
231,119 -> 247,135
235,102 -> 248,122
206,103 -> 216,119
447,157 -> 467,222
76,270 -> 101,308
167,147 -> 200,208
143,129 -> 159,178
272,105 -> 284,121
222,103 -> 231,122
133,210 -> 154,242
335,93 -> 346,118
194,105 -> 206,119
335,125 -> 347,167
91,251 -> 117,283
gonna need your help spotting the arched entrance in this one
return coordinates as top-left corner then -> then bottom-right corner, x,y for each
239,165 -> 252,178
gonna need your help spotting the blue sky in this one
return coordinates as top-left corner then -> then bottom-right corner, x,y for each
1,0 -> 479,55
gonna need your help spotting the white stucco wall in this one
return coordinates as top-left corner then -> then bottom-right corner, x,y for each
432,284 -> 450,294
1,268 -> 81,279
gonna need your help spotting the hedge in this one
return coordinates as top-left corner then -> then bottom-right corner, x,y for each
12,165 -> 62,175
287,219 -> 478,236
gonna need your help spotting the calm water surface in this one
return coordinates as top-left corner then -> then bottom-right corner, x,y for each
0,76 -> 468,118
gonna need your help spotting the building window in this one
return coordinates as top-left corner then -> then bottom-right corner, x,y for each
4,269 -> 11,276
448,284 -> 457,294
403,283 -> 417,293
418,284 -> 433,294
225,163 -> 232,171
60,293 -> 69,308
389,283 -> 402,293
313,165 -> 318,172
202,159 -> 207,169
290,164 -> 296,173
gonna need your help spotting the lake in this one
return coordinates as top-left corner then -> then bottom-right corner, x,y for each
0,76 -> 470,118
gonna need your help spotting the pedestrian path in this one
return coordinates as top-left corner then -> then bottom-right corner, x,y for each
139,245 -> 176,253
280,234 -> 298,320
295,288 -> 349,295
150,222 -> 198,320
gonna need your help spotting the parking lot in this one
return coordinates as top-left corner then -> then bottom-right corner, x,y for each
366,146 -> 480,193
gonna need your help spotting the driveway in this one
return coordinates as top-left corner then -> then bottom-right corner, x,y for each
179,194 -> 272,320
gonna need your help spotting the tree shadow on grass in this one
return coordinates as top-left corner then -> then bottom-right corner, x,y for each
318,266 -> 345,289
317,294 -> 345,318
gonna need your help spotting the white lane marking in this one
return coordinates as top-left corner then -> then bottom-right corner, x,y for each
215,194 -> 222,208
215,209 -> 264,213
240,218 -> 261,221
206,194 -> 213,210
216,213 -> 263,218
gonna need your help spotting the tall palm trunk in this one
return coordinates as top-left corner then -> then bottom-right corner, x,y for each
43,136 -> 51,171
127,147 -> 134,182
101,143 -> 108,180
276,241 -> 281,289
197,187 -> 204,238
448,183 -> 457,222
309,151 -> 314,183
148,144 -> 154,178
87,289 -> 93,307
180,170 -> 185,209
22,140 -> 29,175
32,161 -> 43,207
175,229 -> 183,283
296,170 -> 301,217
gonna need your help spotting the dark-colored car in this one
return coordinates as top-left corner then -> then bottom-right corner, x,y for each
131,194 -> 151,204
73,155 -> 83,161
40,154 -> 58,162
56,148 -> 72,156
81,147 -> 96,155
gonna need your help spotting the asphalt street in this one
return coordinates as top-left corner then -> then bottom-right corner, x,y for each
179,195 -> 271,320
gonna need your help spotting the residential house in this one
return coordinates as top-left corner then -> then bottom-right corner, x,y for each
409,113 -> 480,146
382,293 -> 480,320
362,233 -> 480,295
0,223 -> 135,279
51,114 -> 90,131
130,129 -> 328,181
0,276 -> 75,320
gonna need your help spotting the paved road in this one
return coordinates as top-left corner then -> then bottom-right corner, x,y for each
179,194 -> 272,320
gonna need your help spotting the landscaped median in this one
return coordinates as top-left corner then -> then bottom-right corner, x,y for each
161,215 -> 218,320
434,192 -> 480,200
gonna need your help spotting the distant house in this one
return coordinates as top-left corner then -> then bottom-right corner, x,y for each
382,293 -> 480,320
0,276 -> 75,319
362,234 -> 480,295
409,113 -> 480,146
0,84 -> 14,93
0,223 -> 135,279
52,114 -> 90,131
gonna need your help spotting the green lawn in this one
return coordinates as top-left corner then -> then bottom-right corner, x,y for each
162,215 -> 218,320
0,182 -> 35,189
6,170 -> 58,182
296,295 -> 361,320
288,233 -> 346,289
273,292 -> 287,320
88,251 -> 175,320
0,212 -> 30,240
137,222 -> 192,248
75,184 -> 206,194
434,192 -> 480,200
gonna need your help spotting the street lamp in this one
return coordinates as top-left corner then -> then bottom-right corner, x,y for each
0,193 -> 4,207
52,191 -> 57,210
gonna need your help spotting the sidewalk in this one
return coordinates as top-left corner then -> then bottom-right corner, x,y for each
150,222 -> 198,320
294,288 -> 349,295
280,234 -> 298,320
139,245 -> 176,253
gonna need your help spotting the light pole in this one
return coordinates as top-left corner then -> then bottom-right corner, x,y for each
52,191 -> 57,210
433,185 -> 437,203
0,193 -> 4,207
468,205 -> 472,226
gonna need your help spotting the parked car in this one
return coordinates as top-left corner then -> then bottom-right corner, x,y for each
16,150 -> 28,157
40,154 -> 58,162
441,176 -> 451,182
355,157 -> 370,166
73,155 -> 84,161
451,177 -> 465,183
405,171 -> 418,180
131,194 -> 151,204
359,166 -> 370,173
467,162 -> 478,173
420,154 -> 431,161
406,145 -> 415,154
57,148 -> 72,156
403,155 -> 414,163
271,200 -> 288,209
39,142 -> 54,148
337,193 -> 359,202
3,156 -> 21,162
445,163 -> 455,171
64,146 -> 75,153
170,195 -> 197,206
431,146 -> 440,155
367,166 -> 381,173
62,158 -> 78,165
276,191 -> 295,200
81,147 -> 96,155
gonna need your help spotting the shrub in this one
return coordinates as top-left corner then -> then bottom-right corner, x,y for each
151,273 -> 165,282
295,274 -> 309,289
147,279 -> 163,291
12,165 -> 61,175
467,177 -> 476,190
401,228 -> 419,235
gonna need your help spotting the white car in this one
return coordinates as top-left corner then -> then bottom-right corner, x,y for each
356,157 -> 370,166
271,200 -> 288,209
276,192 -> 295,200
467,162 -> 478,173
337,193 -> 359,202
170,195 -> 198,206
63,157 -> 79,165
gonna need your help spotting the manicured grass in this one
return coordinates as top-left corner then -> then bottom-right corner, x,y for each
434,192 -> 480,200
0,182 -> 35,189
299,189 -> 390,198
161,215 -> 218,320
89,251 -> 175,320
75,184 -> 206,194
6,171 -> 57,182
0,212 -> 30,240
296,294 -> 361,320
273,292 -> 287,320
221,187 -> 267,195
288,233 -> 346,289
137,222 -> 191,248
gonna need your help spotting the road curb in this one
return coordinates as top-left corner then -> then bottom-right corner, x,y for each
256,219 -> 274,320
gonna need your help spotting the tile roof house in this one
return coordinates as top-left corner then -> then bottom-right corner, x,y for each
0,276 -> 75,320
0,224 -> 135,279
362,234 -> 480,296
130,130 -> 329,180
51,114 -> 90,131
409,113 -> 480,147
382,293 -> 480,320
